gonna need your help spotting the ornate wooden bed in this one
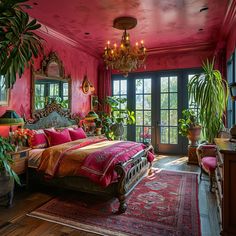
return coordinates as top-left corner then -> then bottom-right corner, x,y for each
25,102 -> 152,213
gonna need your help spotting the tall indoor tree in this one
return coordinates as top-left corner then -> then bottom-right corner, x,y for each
188,59 -> 229,143
0,0 -> 44,88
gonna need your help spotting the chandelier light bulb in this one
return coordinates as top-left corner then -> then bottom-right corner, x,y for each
103,17 -> 147,77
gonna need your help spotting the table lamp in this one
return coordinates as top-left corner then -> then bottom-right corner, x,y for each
0,110 -> 24,138
83,111 -> 99,135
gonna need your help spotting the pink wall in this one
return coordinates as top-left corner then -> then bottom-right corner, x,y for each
0,33 -> 99,137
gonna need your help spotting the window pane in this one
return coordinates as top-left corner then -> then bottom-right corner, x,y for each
161,77 -> 168,92
63,83 -> 68,96
136,95 -> 143,109
169,76 -> 177,92
144,95 -> 151,109
120,95 -> 127,109
120,80 -> 127,94
136,111 -> 143,125
142,126 -> 152,143
161,127 -> 169,143
161,110 -> 169,126
170,110 -> 177,126
161,93 -> 169,109
170,127 -> 178,144
144,111 -> 151,125
136,126 -> 143,142
49,84 -> 59,96
113,80 -> 119,95
144,79 -> 151,93
170,93 -> 177,109
136,79 -> 143,93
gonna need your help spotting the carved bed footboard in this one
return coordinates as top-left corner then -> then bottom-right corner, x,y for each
115,145 -> 153,213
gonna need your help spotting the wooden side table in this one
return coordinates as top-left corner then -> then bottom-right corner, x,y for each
188,145 -> 199,165
10,147 -> 31,186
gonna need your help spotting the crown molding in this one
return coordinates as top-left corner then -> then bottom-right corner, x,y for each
146,42 -> 215,55
35,20 -> 100,60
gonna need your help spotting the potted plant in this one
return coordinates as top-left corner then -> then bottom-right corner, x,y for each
0,136 -> 20,207
188,59 -> 229,143
95,118 -> 102,135
179,109 -> 201,146
0,0 -> 43,88
105,96 -> 135,140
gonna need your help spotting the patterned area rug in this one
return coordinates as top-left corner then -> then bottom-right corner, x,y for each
28,169 -> 201,236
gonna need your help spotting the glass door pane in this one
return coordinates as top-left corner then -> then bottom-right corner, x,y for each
135,78 -> 152,143
157,75 -> 180,154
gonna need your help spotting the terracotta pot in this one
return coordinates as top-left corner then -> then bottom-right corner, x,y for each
187,126 -> 201,146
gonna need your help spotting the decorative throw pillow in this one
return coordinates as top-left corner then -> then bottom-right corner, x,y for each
28,129 -> 48,149
44,128 -> 72,146
69,127 -> 87,141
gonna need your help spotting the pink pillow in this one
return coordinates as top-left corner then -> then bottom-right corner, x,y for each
69,128 -> 87,141
44,129 -> 72,146
28,129 -> 48,149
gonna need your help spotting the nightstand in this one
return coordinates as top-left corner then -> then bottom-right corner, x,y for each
10,147 -> 31,186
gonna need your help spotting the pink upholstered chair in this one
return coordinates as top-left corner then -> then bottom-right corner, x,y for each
196,144 -> 217,192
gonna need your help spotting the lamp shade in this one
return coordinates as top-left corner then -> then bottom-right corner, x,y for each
84,111 -> 99,121
230,82 -> 236,101
0,110 -> 24,126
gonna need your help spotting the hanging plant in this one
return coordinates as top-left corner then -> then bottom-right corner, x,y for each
0,0 -> 44,88
188,59 -> 229,143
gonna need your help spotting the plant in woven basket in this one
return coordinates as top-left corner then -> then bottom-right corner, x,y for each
0,0 -> 44,88
188,59 -> 229,143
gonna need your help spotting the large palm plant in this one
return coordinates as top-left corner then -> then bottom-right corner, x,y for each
0,0 -> 43,88
188,59 -> 229,143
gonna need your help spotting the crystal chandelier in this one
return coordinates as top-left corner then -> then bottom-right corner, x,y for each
103,17 -> 147,77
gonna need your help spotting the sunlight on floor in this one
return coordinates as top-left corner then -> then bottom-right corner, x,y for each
156,155 -> 188,166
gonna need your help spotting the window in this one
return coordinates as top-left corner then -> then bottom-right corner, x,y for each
188,74 -> 199,118
35,80 -> 69,110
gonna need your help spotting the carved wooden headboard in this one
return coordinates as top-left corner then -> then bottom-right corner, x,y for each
25,101 -> 77,130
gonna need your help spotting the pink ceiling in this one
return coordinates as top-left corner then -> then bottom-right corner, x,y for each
26,0 -> 228,54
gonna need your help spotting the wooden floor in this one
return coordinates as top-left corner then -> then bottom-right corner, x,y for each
0,156 -> 220,236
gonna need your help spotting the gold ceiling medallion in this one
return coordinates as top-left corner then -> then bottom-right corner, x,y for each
103,16 -> 147,77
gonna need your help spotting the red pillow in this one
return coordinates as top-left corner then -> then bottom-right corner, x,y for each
28,129 -> 48,149
69,128 -> 87,141
44,129 -> 72,146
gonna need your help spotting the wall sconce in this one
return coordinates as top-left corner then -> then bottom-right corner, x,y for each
82,75 -> 95,94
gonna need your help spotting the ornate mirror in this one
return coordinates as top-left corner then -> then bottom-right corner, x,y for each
31,52 -> 71,115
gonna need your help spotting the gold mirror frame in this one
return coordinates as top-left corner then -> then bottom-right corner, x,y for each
31,52 -> 72,116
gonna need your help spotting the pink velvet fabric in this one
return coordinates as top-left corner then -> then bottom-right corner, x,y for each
202,157 -> 217,172
44,129 -> 72,146
28,129 -> 48,149
69,128 -> 87,140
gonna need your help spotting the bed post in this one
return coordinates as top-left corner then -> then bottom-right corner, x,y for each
114,164 -> 127,213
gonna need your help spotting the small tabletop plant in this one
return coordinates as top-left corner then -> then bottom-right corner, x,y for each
179,109 -> 200,136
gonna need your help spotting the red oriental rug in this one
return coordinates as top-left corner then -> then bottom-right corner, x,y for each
28,170 -> 201,236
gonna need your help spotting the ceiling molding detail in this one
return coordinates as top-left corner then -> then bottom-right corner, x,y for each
36,19 -> 100,59
147,42 -> 215,55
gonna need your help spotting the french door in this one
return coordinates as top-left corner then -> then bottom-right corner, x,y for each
112,69 -> 201,154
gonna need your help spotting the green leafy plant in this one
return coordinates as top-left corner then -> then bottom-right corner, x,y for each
178,109 -> 200,136
106,96 -> 135,125
0,136 -> 20,185
0,0 -> 44,88
188,59 -> 229,143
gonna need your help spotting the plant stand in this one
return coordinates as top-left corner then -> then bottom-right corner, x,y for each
187,145 -> 199,165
